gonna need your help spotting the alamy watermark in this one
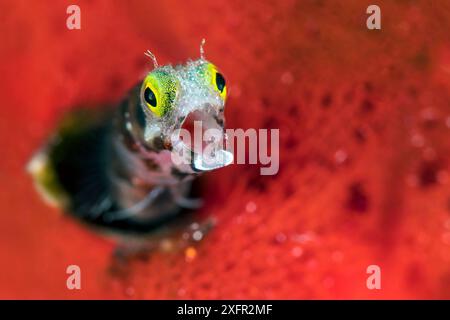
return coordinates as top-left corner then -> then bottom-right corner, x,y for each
170,121 -> 280,176
66,265 -> 81,290
366,5 -> 381,30
66,5 -> 81,30
366,265 -> 381,290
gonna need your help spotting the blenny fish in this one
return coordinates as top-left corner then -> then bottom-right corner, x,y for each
28,41 -> 233,234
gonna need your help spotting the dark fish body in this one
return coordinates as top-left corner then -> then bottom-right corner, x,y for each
29,88 -> 187,234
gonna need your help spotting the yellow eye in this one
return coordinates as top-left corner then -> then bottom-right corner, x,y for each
141,70 -> 178,117
143,82 -> 159,113
206,63 -> 227,100
214,71 -> 227,100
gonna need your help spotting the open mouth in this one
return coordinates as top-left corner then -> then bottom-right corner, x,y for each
173,106 -> 233,172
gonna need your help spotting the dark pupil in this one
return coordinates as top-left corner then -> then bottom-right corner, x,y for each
144,87 -> 157,107
215,72 -> 226,93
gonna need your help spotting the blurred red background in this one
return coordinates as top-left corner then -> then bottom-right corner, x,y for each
0,0 -> 449,299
